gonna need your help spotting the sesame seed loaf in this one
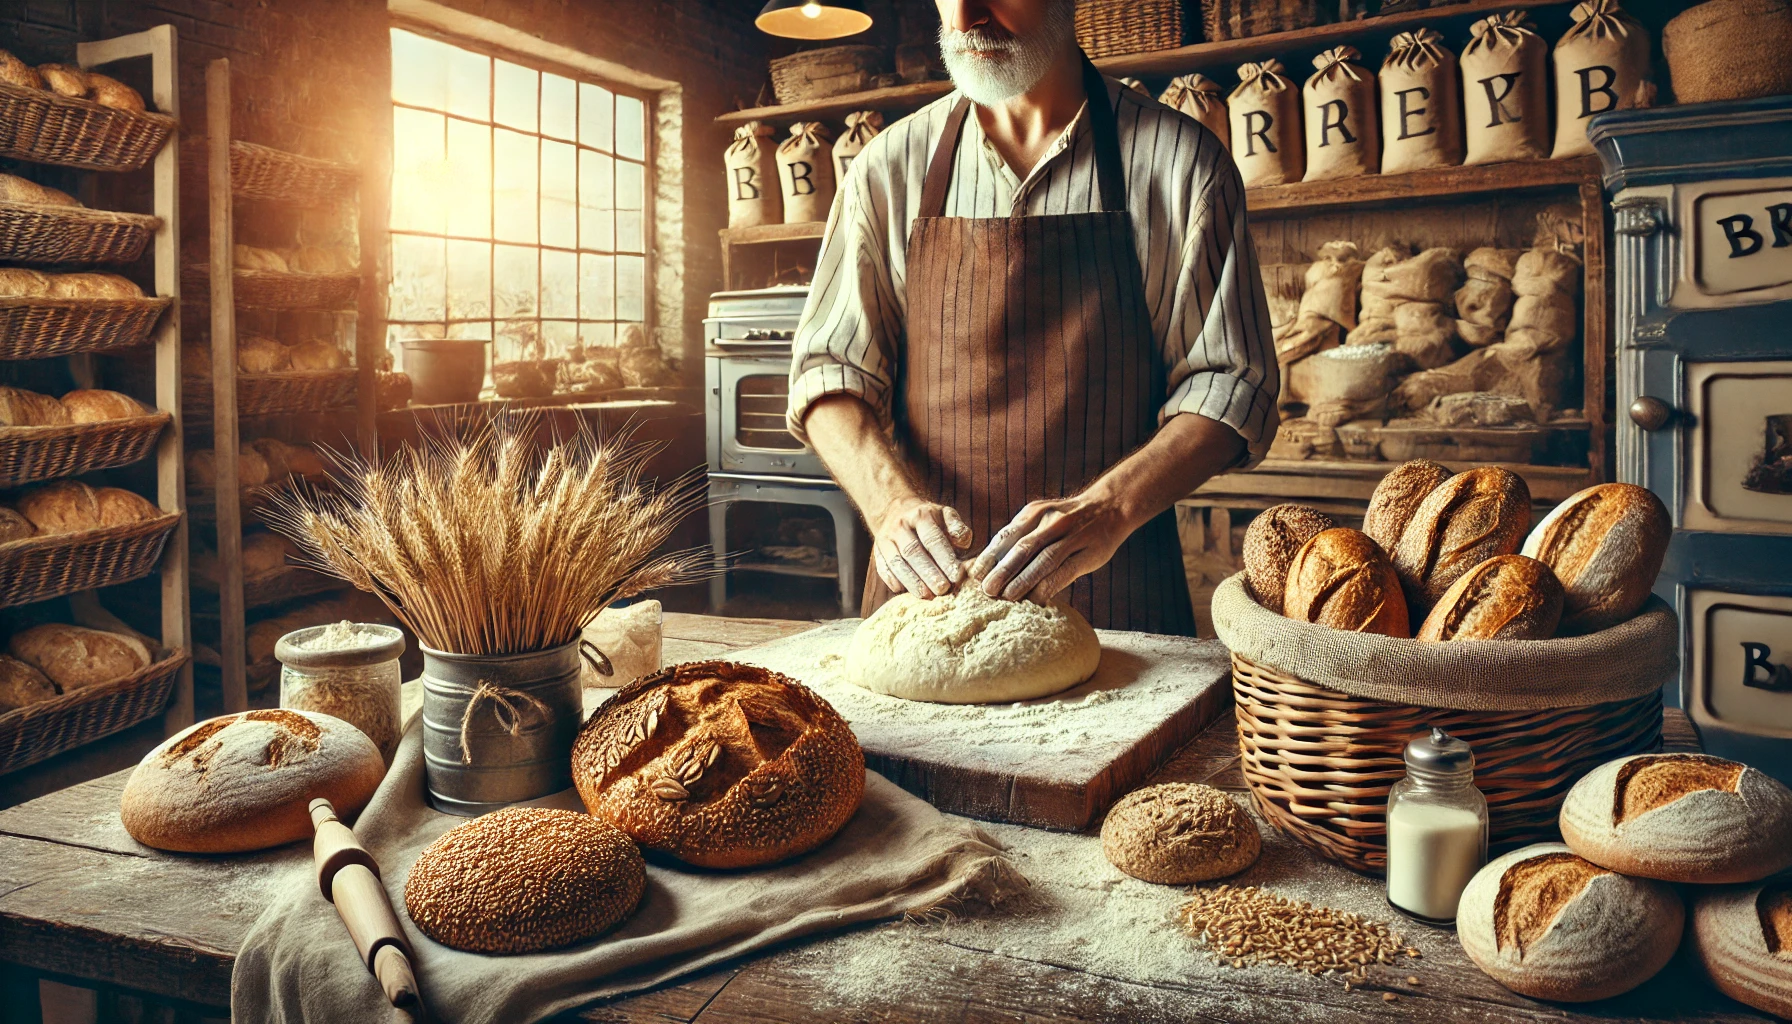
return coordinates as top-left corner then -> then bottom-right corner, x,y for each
1691,882 -> 1792,1020
1457,842 -> 1683,1002
1558,753 -> 1792,883
1100,783 -> 1260,884
404,807 -> 644,954
120,709 -> 385,853
1283,528 -> 1410,637
573,661 -> 864,869
1241,504 -> 1334,613
1363,459 -> 1452,552
1521,483 -> 1670,634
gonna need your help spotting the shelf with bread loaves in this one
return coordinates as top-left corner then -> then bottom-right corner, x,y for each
0,27 -> 195,781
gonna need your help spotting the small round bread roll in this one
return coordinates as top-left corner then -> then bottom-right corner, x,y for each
1363,459 -> 1452,551
1241,504 -> 1334,613
1559,753 -> 1792,884
1283,528 -> 1409,636
0,506 -> 35,544
0,655 -> 57,710
574,661 -> 864,869
0,267 -> 51,298
60,388 -> 145,423
16,480 -> 101,535
0,385 -> 70,427
1415,554 -> 1563,641
288,340 -> 348,370
237,334 -> 291,373
9,624 -> 150,690
37,63 -> 89,98
1521,483 -> 1670,634
1391,467 -> 1531,614
121,709 -> 384,853
48,272 -> 142,300
1101,783 -> 1260,884
0,172 -> 80,208
1457,842 -> 1683,1002
0,50 -> 43,90
404,808 -> 645,954
85,72 -> 144,112
94,487 -> 159,526
1691,882 -> 1792,1020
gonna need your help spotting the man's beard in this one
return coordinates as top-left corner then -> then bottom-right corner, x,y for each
938,1 -> 1077,106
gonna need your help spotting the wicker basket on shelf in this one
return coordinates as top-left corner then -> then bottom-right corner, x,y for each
182,368 -> 359,418
182,265 -> 359,311
0,81 -> 178,171
1211,574 -> 1676,875
228,140 -> 358,203
0,647 -> 188,774
1201,0 -> 1328,41
1077,0 -> 1188,58
0,513 -> 181,608
194,565 -> 343,610
0,297 -> 170,360
0,413 -> 170,488
0,202 -> 162,265
770,45 -> 885,104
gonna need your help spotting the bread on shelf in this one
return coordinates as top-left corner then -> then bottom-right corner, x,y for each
8,623 -> 151,692
0,655 -> 57,711
237,334 -> 290,373
93,487 -> 159,526
0,268 -> 51,298
233,244 -> 288,273
0,172 -> 81,208
186,444 -> 273,492
36,63 -> 89,99
0,506 -> 34,544
288,340 -> 347,370
0,50 -> 43,90
46,273 -> 143,300
284,246 -> 357,274
85,72 -> 144,113
14,480 -> 103,535
60,388 -> 147,423
0,385 -> 72,426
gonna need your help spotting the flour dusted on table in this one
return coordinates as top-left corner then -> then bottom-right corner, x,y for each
1303,47 -> 1378,181
1460,12 -> 1549,165
1230,61 -> 1303,187
1160,74 -> 1229,148
1380,29 -> 1462,173
778,121 -> 836,224
1551,0 -> 1653,158
724,120 -> 781,228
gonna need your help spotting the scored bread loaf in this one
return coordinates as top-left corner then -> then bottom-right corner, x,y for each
186,444 -> 272,491
0,654 -> 58,710
1457,842 -> 1683,1002
0,172 -> 81,208
1241,504 -> 1334,613
1690,882 -> 1792,1020
1415,554 -> 1563,641
1363,459 -> 1452,550
1558,753 -> 1792,883
1521,483 -> 1670,633
1391,466 -> 1531,614
94,487 -> 159,526
0,385 -> 70,427
37,63 -> 89,98
85,72 -> 144,112
0,50 -> 43,90
48,272 -> 143,300
1101,783 -> 1261,884
120,709 -> 385,853
234,244 -> 289,273
1283,528 -> 1410,636
288,340 -> 347,370
60,388 -> 145,423
16,480 -> 101,534
0,267 -> 51,298
573,660 -> 864,868
9,623 -> 150,691
0,506 -> 35,544
238,334 -> 291,373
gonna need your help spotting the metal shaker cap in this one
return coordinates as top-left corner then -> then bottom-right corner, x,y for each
1405,727 -> 1474,775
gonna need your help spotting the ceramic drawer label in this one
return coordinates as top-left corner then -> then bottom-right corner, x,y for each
1696,187 -> 1792,296
1690,590 -> 1792,739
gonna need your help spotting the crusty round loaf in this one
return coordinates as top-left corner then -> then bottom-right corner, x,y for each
94,487 -> 159,526
1391,467 -> 1531,614
1559,753 -> 1792,883
0,50 -> 42,90
17,480 -> 101,535
1241,504 -> 1334,613
1457,842 -> 1683,1002
404,808 -> 645,954
1416,554 -> 1563,641
1100,783 -> 1260,884
1363,459 -> 1452,551
121,709 -> 384,853
0,385 -> 71,427
85,72 -> 144,112
60,388 -> 145,423
1691,882 -> 1792,1020
1521,483 -> 1670,634
9,624 -> 150,690
0,655 -> 57,710
1283,528 -> 1409,637
574,661 -> 864,869
186,445 -> 272,491
36,63 -> 88,98
0,506 -> 34,544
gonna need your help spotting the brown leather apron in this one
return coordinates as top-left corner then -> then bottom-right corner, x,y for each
861,58 -> 1196,636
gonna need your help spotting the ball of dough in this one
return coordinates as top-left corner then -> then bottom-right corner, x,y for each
846,584 -> 1100,704
1101,783 -> 1261,884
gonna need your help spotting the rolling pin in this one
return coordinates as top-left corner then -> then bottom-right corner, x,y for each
310,798 -> 425,1016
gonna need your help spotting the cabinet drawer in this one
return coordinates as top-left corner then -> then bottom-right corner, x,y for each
1689,589 -> 1792,739
1685,360 -> 1792,535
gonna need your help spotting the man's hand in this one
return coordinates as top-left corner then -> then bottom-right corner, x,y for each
969,492 -> 1131,602
872,497 -> 973,598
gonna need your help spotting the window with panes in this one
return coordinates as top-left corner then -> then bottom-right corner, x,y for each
386,27 -> 650,367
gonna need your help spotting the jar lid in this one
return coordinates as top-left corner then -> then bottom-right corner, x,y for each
1405,727 -> 1475,774
275,622 -> 406,670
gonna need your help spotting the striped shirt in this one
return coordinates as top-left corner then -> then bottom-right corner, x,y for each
786,78 -> 1279,467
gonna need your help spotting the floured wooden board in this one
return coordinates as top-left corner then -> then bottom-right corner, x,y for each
725,620 -> 1233,831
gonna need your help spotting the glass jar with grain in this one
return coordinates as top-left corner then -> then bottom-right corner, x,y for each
276,621 -> 406,764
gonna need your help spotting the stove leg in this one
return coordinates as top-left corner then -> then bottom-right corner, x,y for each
707,493 -> 731,614
828,500 -> 860,619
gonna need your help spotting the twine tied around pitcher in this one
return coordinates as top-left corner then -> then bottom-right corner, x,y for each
457,681 -> 553,765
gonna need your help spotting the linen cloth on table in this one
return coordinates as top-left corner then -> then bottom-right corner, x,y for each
231,716 -> 1018,1024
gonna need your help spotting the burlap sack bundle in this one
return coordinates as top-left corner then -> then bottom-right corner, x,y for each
1211,573 -> 1678,711
1263,262 -> 1310,332
1461,12 -> 1549,165
1392,337 -> 1572,417
1393,301 -> 1462,368
1551,0 -> 1654,158
1347,245 -> 1412,345
1381,247 -> 1464,302
832,111 -> 884,184
777,122 -> 836,224
725,121 -> 782,228
1277,242 -> 1363,366
1288,342 -> 1410,426
1454,246 -> 1520,345
1662,0 -> 1792,105
1303,47 -> 1379,182
1380,29 -> 1463,174
1379,247 -> 1465,364
1505,244 -> 1582,352
1160,74 -> 1230,148
1230,61 -> 1303,187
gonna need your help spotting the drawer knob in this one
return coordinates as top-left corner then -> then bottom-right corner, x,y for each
1629,396 -> 1673,431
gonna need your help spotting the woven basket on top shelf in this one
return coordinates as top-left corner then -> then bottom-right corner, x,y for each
181,265 -> 359,311
770,45 -> 885,104
0,81 -> 178,172
194,565 -> 344,610
230,141 -> 358,204
0,297 -> 170,360
0,202 -> 161,265
1201,0 -> 1328,42
182,368 -> 359,418
0,647 -> 188,774
0,513 -> 181,609
0,413 -> 170,488
1077,0 -> 1188,58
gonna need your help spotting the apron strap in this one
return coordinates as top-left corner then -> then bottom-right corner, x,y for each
917,51 -> 1128,220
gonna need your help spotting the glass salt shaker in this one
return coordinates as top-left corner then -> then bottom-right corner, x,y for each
1385,727 -> 1488,924
276,622 -> 407,765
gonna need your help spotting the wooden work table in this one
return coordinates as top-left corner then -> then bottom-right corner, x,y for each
0,614 -> 1768,1024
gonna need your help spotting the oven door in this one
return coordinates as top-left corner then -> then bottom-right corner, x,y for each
714,355 -> 827,477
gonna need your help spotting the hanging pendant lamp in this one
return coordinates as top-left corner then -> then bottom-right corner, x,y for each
756,0 -> 873,40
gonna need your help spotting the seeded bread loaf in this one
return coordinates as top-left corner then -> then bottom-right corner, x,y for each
1457,842 -> 1683,1001
1363,459 -> 1452,550
120,709 -> 384,853
0,655 -> 57,710
1690,882 -> 1792,1020
16,480 -> 101,535
8,624 -> 149,691
573,660 -> 864,868
60,388 -> 145,423
1100,783 -> 1261,884
0,385 -> 71,427
1391,467 -> 1531,614
1241,504 -> 1334,613
0,506 -> 34,544
404,807 -> 645,954
1521,483 -> 1670,634
1416,554 -> 1563,641
94,487 -> 159,526
1283,528 -> 1409,636
0,172 -> 80,208
1559,753 -> 1792,883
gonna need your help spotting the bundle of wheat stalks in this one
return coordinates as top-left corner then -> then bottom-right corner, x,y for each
265,416 -> 706,656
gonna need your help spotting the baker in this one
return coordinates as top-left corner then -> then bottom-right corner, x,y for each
788,0 -> 1277,635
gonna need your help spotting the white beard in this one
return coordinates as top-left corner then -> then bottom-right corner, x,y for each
938,1 -> 1077,107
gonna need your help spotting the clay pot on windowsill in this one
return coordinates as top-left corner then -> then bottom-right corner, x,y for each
402,339 -> 488,405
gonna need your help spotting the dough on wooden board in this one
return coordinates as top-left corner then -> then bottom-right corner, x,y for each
846,583 -> 1101,704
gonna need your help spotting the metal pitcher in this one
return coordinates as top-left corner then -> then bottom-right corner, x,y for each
420,640 -> 583,816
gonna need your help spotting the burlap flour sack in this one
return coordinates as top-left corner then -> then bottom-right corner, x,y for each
1303,47 -> 1379,181
725,121 -> 781,228
1550,0 -> 1654,158
833,111 -> 884,184
1380,29 -> 1463,173
1160,74 -> 1230,148
1277,241 -> 1363,365
1460,12 -> 1549,165
1505,244 -> 1582,351
778,122 -> 836,224
1348,244 -> 1413,346
1230,61 -> 1303,186
1454,246 -> 1520,345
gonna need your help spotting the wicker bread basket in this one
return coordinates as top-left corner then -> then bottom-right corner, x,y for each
770,46 -> 884,104
0,646 -> 188,774
230,141 -> 358,204
1662,0 -> 1792,103
0,413 -> 170,488
1202,0 -> 1328,41
183,369 -> 358,418
182,265 -> 359,311
193,565 -> 343,610
0,297 -> 170,360
0,202 -> 162,265
1077,0 -> 1188,58
0,81 -> 177,171
1211,573 -> 1675,874
0,512 -> 181,609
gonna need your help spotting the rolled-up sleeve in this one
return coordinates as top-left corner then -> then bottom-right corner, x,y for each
1160,160 -> 1280,468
